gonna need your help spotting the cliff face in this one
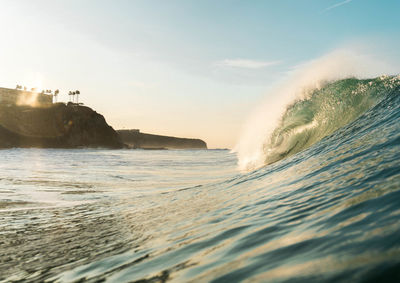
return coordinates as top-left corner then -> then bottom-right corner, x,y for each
0,103 -> 124,149
117,130 -> 207,149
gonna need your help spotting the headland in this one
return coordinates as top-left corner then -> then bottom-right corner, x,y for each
117,129 -> 207,149
0,103 -> 124,149
0,86 -> 207,150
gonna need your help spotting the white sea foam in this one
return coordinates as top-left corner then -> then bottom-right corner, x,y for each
234,49 -> 396,171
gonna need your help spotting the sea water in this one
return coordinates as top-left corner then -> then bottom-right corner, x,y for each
1,76 -> 400,282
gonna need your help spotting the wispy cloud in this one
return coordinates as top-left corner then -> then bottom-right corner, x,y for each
323,0 -> 353,12
216,59 -> 282,69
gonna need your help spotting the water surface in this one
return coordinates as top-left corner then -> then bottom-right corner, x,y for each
1,77 -> 400,282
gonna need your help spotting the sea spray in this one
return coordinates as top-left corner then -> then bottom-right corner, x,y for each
234,49 -> 397,171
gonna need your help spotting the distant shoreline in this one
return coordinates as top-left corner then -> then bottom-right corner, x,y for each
117,129 -> 207,150
0,103 -> 208,150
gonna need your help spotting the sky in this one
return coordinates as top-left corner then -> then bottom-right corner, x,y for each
0,0 -> 399,148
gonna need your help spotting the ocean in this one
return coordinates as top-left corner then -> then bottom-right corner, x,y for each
1,76 -> 400,282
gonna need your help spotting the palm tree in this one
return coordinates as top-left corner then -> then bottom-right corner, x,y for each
54,89 -> 59,103
47,90 -> 52,102
75,90 -> 80,104
68,91 -> 72,102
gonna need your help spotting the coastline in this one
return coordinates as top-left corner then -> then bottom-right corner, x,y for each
0,103 -> 207,150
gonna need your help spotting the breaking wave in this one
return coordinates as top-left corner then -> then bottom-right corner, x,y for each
235,50 -> 399,170
263,76 -> 400,165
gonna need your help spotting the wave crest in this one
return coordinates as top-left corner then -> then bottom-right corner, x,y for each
234,50 -> 398,171
263,76 -> 399,165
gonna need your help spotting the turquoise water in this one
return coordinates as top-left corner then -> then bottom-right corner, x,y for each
1,77 -> 400,282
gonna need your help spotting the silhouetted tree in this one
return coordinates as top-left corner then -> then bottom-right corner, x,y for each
75,90 -> 80,103
54,89 -> 59,103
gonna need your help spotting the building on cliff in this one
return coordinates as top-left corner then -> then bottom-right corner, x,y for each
0,87 -> 53,106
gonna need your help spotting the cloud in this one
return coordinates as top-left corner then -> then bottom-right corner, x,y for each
216,59 -> 282,69
323,0 -> 353,12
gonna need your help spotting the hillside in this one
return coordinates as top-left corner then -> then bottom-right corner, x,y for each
117,129 -> 207,149
0,103 -> 124,149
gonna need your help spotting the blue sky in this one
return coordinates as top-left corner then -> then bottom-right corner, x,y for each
0,0 -> 399,147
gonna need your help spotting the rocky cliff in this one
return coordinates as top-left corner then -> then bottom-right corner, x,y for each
117,130 -> 207,149
0,103 -> 124,149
